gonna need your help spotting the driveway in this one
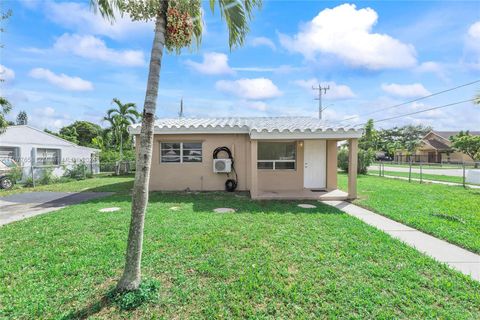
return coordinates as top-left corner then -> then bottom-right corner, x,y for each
369,165 -> 464,177
0,192 -> 114,226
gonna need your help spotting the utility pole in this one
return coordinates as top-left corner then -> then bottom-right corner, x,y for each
312,84 -> 330,120
178,97 -> 184,118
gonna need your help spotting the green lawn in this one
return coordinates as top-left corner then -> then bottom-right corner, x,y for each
368,170 -> 474,185
0,174 -> 134,196
1,178 -> 479,319
339,174 -> 480,254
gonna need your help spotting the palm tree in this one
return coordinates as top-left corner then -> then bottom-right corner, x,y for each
104,98 -> 140,159
91,0 -> 262,292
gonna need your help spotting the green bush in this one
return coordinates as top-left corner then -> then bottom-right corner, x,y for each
8,165 -> 23,183
338,148 -> 374,174
38,167 -> 57,185
64,162 -> 91,180
108,279 -> 160,311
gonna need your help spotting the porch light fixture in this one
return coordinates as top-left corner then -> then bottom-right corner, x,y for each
299,141 -> 304,148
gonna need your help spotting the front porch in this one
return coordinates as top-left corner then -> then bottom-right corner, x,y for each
249,138 -> 359,201
256,189 -> 349,201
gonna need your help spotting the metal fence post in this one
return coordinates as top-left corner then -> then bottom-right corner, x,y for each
408,159 -> 412,183
462,162 -> 466,188
30,165 -> 35,188
419,161 -> 423,184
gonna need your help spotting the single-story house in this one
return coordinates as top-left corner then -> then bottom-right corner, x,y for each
395,130 -> 480,164
0,125 -> 100,179
129,117 -> 362,200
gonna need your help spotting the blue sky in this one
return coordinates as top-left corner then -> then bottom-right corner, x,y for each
1,0 -> 480,131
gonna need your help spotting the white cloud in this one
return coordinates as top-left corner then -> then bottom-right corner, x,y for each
240,100 -> 268,111
464,21 -> 480,69
31,107 -> 71,130
415,61 -> 448,81
0,65 -> 15,82
29,68 -> 94,91
215,78 -> 282,100
250,37 -> 276,50
381,83 -> 431,98
54,33 -> 145,67
279,3 -> 417,70
44,1 -> 153,40
185,52 -> 234,75
294,79 -> 356,100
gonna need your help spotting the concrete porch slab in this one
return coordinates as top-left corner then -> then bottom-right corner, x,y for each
256,189 -> 348,201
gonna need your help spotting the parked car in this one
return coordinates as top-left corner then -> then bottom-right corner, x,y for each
0,158 -> 19,189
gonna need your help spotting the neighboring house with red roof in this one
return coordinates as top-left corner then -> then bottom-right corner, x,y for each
395,131 -> 480,164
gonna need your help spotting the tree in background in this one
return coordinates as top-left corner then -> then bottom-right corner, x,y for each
450,131 -> 480,168
0,97 -> 11,134
103,98 -> 140,159
0,9 -> 12,134
60,121 -> 102,147
358,119 -> 378,151
376,124 -> 431,157
16,110 -> 28,125
92,0 -> 262,292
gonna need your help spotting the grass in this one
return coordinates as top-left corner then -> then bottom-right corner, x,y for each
339,174 -> 480,254
368,170 -> 475,185
0,173 -> 135,196
1,177 -> 479,319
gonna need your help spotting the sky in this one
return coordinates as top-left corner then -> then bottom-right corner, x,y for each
1,0 -> 480,132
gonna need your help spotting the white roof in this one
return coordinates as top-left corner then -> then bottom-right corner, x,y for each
128,117 -> 362,139
0,125 -> 100,151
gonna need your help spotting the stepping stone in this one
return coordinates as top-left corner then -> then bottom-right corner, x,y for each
170,206 -> 181,211
214,208 -> 236,213
298,204 -> 316,209
99,207 -> 121,212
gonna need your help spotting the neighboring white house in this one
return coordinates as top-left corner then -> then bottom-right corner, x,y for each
0,125 -> 100,179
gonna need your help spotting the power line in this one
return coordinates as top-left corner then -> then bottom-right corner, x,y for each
358,98 -> 476,126
333,79 -> 480,125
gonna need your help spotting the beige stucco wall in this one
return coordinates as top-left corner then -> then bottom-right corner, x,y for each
326,140 -> 338,191
257,141 -> 303,191
141,134 -> 343,193
147,134 -> 251,191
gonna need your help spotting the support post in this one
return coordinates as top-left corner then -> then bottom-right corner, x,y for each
347,139 -> 358,200
250,140 -> 258,199
326,140 -> 338,191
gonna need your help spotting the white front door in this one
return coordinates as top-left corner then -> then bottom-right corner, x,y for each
303,140 -> 326,189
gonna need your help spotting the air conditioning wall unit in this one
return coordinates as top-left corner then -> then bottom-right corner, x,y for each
213,159 -> 232,173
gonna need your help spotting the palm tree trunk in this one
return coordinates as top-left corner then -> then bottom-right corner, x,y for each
117,10 -> 166,292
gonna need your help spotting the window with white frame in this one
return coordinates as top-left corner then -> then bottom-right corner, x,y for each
161,142 -> 202,163
257,142 -> 296,170
36,148 -> 61,165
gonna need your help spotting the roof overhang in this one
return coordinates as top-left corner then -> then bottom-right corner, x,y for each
250,130 -> 362,140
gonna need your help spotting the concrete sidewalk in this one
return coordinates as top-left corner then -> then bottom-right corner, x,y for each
323,201 -> 480,282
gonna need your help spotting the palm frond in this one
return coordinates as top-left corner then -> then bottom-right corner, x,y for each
214,0 -> 262,49
90,0 -> 123,22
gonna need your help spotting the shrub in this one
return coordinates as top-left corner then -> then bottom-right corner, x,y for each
109,279 -> 160,311
38,167 -> 56,185
64,162 -> 90,180
8,165 -> 23,183
338,148 -> 375,174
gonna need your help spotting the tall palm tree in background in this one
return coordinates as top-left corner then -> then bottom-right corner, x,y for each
104,98 -> 140,159
91,0 -> 262,292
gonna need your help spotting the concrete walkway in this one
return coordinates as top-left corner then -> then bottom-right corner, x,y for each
323,201 -> 480,282
0,192 -> 114,226
379,174 -> 480,189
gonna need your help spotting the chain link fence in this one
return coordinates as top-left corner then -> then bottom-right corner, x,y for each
0,157 -> 135,189
371,160 -> 480,188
